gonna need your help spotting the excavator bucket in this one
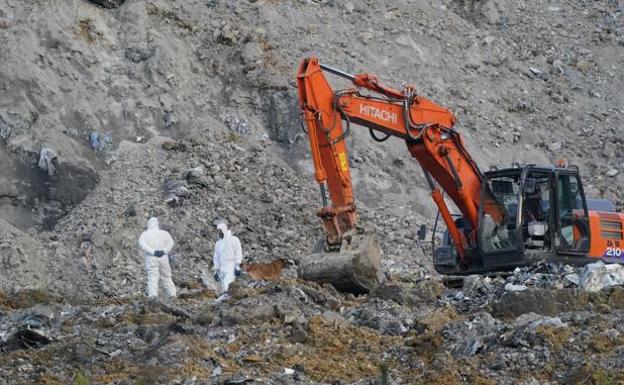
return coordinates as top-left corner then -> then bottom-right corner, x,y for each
297,229 -> 385,294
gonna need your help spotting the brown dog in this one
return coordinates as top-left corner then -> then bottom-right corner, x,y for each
241,258 -> 293,281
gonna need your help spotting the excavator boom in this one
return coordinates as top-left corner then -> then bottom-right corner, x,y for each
297,57 -> 501,264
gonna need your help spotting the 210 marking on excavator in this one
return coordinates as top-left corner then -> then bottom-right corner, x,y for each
605,240 -> 623,258
359,104 -> 398,124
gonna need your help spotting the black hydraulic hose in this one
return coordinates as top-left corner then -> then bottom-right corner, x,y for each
299,112 -> 308,134
403,92 -> 428,141
319,183 -> 328,207
325,91 -> 352,145
403,98 -> 421,141
329,107 -> 350,145
421,164 -> 441,252
369,127 -> 390,142
421,166 -> 436,190
447,127 -> 485,181
432,203 -> 441,251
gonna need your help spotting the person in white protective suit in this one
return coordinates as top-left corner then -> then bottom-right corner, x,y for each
212,222 -> 243,296
138,217 -> 177,298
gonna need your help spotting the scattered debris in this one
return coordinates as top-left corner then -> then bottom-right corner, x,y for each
163,111 -> 177,128
223,115 -> 250,135
505,283 -> 528,292
37,147 -> 58,176
89,131 -> 101,151
546,141 -> 562,152
163,178 -> 190,206
529,67 -> 542,75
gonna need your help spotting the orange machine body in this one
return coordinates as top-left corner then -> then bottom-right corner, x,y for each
588,211 -> 624,259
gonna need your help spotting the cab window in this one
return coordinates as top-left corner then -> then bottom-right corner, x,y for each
556,174 -> 590,253
480,175 -> 521,253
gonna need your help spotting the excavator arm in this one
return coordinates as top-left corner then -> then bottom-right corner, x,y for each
297,57 -> 503,264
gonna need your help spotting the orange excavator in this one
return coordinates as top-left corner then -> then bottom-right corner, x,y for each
297,57 -> 624,275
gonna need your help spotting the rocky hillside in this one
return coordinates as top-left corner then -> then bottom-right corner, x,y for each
0,0 -> 623,384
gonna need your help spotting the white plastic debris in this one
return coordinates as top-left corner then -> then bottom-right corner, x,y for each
223,115 -> 250,135
504,283 -> 528,292
564,273 -> 580,286
515,313 -> 566,329
578,261 -> 624,292
284,368 -> 295,375
38,147 -> 58,176
185,166 -> 204,179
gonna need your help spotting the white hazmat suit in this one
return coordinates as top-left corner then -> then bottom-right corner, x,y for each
138,217 -> 177,298
213,222 -> 243,295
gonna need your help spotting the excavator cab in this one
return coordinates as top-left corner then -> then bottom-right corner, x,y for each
434,165 -> 592,275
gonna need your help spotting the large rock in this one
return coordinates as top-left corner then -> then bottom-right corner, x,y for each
577,261 -> 624,292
